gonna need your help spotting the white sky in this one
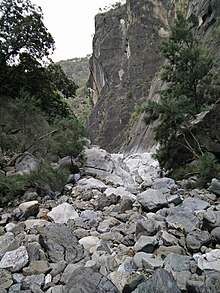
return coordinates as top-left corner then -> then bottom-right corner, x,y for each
32,0 -> 122,61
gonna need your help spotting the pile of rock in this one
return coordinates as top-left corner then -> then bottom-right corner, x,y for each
0,146 -> 220,292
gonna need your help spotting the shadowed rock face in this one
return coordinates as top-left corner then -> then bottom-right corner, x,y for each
88,0 -> 220,156
87,0 -> 175,152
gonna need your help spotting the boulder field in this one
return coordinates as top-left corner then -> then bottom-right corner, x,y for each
0,146 -> 220,292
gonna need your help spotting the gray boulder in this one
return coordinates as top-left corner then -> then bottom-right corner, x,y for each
83,147 -> 114,177
166,205 -> 200,233
186,229 -> 211,252
0,269 -> 13,289
203,208 -> 220,231
132,269 -> 181,293
14,152 -> 38,175
205,271 -> 220,293
182,197 -> 210,212
164,253 -> 191,272
64,267 -> 120,293
208,178 -> 220,196
137,189 -> 168,212
134,235 -> 158,253
39,223 -> 84,263
152,177 -> 176,191
136,218 -> 160,239
0,246 -> 29,272
211,227 -> 220,244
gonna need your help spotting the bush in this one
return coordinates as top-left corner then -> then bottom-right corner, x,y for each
0,162 -> 70,203
171,153 -> 220,188
25,162 -> 70,195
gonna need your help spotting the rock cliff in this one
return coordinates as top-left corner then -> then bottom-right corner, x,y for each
87,0 -> 175,152
88,0 -> 220,155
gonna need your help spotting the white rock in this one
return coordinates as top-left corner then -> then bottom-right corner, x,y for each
194,249 -> 220,271
79,236 -> 101,253
19,200 -> 39,210
47,203 -> 79,224
24,219 -> 48,230
104,186 -> 136,200
77,178 -> 108,191
5,223 -> 16,232
0,246 -> 29,272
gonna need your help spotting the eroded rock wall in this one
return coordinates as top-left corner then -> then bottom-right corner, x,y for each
122,0 -> 220,155
87,0 -> 175,152
88,0 -> 220,155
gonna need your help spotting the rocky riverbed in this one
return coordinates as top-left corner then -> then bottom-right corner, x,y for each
0,146 -> 220,292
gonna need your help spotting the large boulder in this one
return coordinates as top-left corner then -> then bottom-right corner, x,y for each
132,268 -> 181,293
64,267 -> 119,293
39,223 -> 84,263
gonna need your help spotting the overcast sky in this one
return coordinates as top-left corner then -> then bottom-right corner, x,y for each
32,0 -> 122,61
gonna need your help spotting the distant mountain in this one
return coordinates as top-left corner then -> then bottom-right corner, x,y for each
57,55 -> 92,123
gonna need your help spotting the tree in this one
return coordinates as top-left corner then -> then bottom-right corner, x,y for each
0,0 -> 55,66
47,63 -> 79,99
0,0 -> 55,99
0,1 -> 88,201
0,0 -> 79,120
144,12 -> 219,171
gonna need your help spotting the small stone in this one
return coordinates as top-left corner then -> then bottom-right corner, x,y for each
23,260 -> 50,275
79,236 -> 101,253
47,203 -> 79,224
211,227 -> 220,244
0,246 -> 29,272
134,235 -> 158,253
0,269 -> 13,289
19,200 -> 39,219
208,178 -> 220,196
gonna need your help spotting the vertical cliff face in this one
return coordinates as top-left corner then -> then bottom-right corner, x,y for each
87,0 -> 175,152
88,0 -> 220,154
123,0 -> 220,155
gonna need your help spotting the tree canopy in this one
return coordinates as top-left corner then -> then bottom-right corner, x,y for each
143,12 -> 220,182
0,0 -> 79,118
0,0 -> 88,199
0,0 -> 55,66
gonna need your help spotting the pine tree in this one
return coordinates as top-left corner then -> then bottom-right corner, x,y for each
144,12 -> 219,171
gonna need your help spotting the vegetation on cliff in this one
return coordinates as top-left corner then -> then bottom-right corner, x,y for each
144,12 -> 220,187
0,0 -> 87,199
57,56 -> 92,123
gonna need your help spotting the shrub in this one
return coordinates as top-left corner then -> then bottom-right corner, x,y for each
171,153 -> 220,188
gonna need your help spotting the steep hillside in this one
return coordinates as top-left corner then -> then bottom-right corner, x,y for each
87,0 -> 220,154
87,0 -> 175,152
123,0 -> 220,154
57,56 -> 91,123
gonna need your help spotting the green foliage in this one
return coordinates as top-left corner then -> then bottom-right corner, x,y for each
48,117 -> 88,160
0,99 -> 87,201
0,1 -> 88,203
159,13 -> 214,113
172,153 -> 220,188
25,162 -> 70,195
0,0 -> 78,122
0,90 -> 87,159
143,12 -> 219,172
0,172 -> 27,203
98,1 -> 125,13
0,162 -> 70,202
47,63 -> 78,98
57,56 -> 90,89
0,0 -> 54,65
0,90 -> 49,154
57,56 -> 92,123
126,91 -> 133,99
